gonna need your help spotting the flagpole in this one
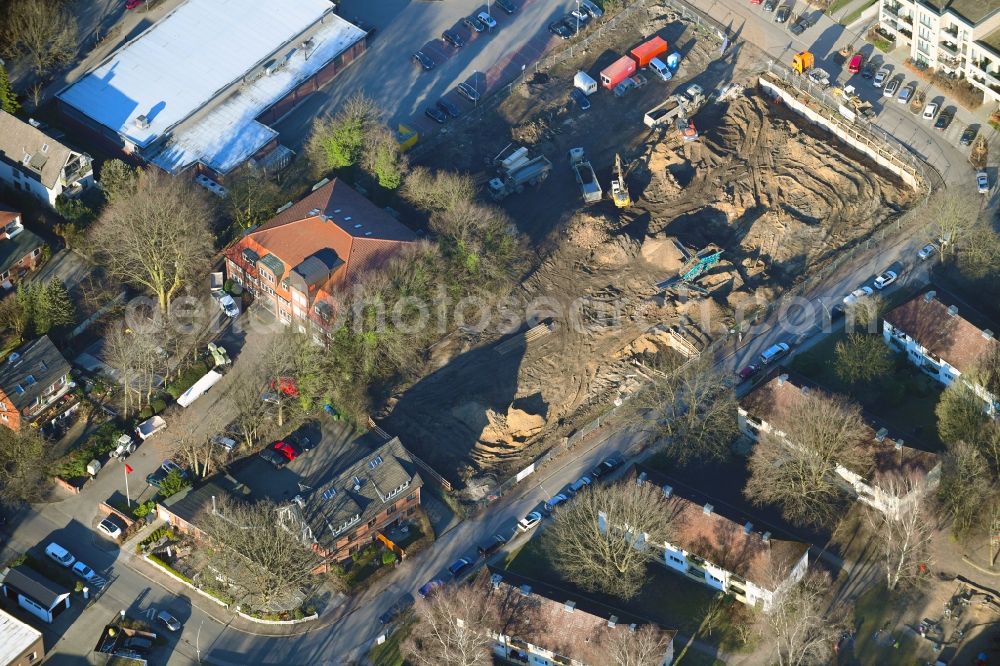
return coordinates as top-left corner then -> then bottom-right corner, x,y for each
125,463 -> 131,507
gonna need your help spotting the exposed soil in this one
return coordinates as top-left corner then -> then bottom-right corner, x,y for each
382,7 -> 915,492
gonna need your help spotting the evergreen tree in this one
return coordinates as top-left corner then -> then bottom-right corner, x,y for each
35,280 -> 75,334
0,65 -> 19,115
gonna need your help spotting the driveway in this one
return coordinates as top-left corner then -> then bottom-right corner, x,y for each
687,0 -> 993,186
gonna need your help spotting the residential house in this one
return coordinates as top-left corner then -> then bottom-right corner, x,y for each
629,466 -> 810,611
0,111 -> 94,207
876,0 -> 1000,103
883,288 -> 999,415
739,371 -> 942,519
0,608 -> 44,666
0,336 -> 73,432
157,434 -> 423,565
224,178 -> 416,336
485,569 -> 676,666
0,566 -> 71,624
0,205 -> 46,289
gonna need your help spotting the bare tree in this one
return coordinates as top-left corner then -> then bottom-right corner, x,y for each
866,479 -> 934,591
228,371 -> 274,451
927,189 -> 984,255
541,480 -> 676,600
627,355 -> 739,466
834,333 -> 893,386
204,498 -> 323,611
403,578 -> 506,666
937,440 -> 999,537
762,571 -> 847,666
3,0 -> 77,76
936,381 -> 989,446
602,623 -> 674,666
225,164 -> 283,231
90,170 -> 214,313
401,167 -> 477,213
0,427 -> 49,503
745,391 -> 873,527
844,293 -> 885,332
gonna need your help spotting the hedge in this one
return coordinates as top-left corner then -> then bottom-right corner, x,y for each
147,554 -> 193,584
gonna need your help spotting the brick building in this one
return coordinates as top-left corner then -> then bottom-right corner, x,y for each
0,336 -> 72,432
0,607 -> 44,665
224,178 -> 416,335
0,206 -> 46,289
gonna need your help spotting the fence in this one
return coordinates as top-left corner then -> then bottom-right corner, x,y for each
368,417 -> 454,492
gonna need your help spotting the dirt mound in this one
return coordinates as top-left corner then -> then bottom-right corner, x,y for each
640,236 -> 685,272
591,234 -> 640,267
564,213 -> 612,249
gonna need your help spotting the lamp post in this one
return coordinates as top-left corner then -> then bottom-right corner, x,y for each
196,620 -> 204,663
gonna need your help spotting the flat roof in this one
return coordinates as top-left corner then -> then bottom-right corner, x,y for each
922,0 -> 1000,24
0,608 -> 41,664
58,0 -> 365,174
980,26 -> 1000,55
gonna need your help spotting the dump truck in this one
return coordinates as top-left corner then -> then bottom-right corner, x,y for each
791,51 -> 814,74
488,154 -> 552,200
644,97 -> 684,128
600,35 -> 668,89
568,148 -> 602,203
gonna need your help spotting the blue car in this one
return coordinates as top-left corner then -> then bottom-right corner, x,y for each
448,557 -> 473,577
570,88 -> 591,111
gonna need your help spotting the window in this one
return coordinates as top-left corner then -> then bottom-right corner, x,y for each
918,27 -> 930,41
32,248 -> 40,256
28,651 -> 38,662
668,554 -> 684,564
367,517 -> 376,527
917,40 -> 930,56
919,13 -> 931,28
407,492 -> 416,501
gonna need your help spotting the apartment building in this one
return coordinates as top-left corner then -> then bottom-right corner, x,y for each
0,336 -> 73,432
883,288 -> 999,415
739,371 -> 942,519
485,569 -> 676,666
0,112 -> 94,207
629,467 -> 810,611
0,608 -> 44,666
0,206 -> 47,289
878,0 -> 1000,102
225,178 -> 416,336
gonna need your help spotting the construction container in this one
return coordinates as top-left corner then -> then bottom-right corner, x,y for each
600,56 -> 637,89
574,71 -> 598,95
630,36 -> 668,68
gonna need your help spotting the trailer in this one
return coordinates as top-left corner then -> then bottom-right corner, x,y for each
574,71 -> 598,95
568,148 -> 602,203
630,36 -> 668,68
644,97 -> 684,127
177,370 -> 224,408
600,55 -> 637,89
136,416 -> 167,441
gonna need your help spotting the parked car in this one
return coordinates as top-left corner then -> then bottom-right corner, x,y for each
570,88 -> 591,111
379,593 -> 415,625
259,447 -> 288,468
774,5 -> 790,22
437,98 -> 461,118
412,51 -> 435,71
848,53 -> 864,74
477,11 -> 498,29
145,467 -> 169,488
763,0 -> 775,11
45,543 -> 75,568
898,83 -> 915,104
126,0 -> 142,9
568,476 -> 592,494
72,561 -> 99,583
517,511 -> 542,532
273,440 -> 301,461
750,0 -> 762,5
843,286 -> 874,304
861,61 -> 877,79
736,364 -> 759,382
495,0 -> 517,13
457,82 -> 480,102
157,610 -> 182,632
97,517 -> 123,539
789,17 -> 809,35
548,19 -> 573,38
442,29 -> 465,48
544,493 -> 569,513
448,557 -> 474,577
463,15 -> 486,32
960,126 -> 978,146
934,110 -> 953,130
212,434 -> 237,453
873,65 -> 891,87
123,637 -> 153,654
922,102 -> 938,120
917,244 -> 936,260
418,579 -> 444,598
873,270 -> 898,290
478,534 -> 508,557
288,432 -> 315,452
883,77 -> 900,97
580,0 -> 603,18
425,106 -> 448,124
977,171 -> 989,194
758,342 -> 790,365
600,456 -> 623,474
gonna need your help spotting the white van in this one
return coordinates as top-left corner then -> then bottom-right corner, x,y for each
45,542 -> 75,568
649,57 -> 671,81
759,342 -> 790,365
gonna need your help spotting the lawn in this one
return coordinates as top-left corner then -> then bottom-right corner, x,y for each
368,615 -> 414,666
849,584 -> 922,665
505,538 -> 751,653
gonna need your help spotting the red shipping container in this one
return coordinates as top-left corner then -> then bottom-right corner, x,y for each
630,36 -> 668,68
600,55 -> 637,89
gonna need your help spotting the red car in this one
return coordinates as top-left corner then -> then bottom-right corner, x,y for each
750,0 -> 762,4
848,53 -> 864,74
126,0 -> 142,9
736,364 -> 759,382
273,441 -> 301,462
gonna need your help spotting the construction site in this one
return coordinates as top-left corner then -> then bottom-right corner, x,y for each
382,1 -> 918,494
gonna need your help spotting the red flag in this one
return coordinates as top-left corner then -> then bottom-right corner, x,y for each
125,464 -> 134,474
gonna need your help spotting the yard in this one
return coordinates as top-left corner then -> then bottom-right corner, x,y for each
789,329 -> 945,450
843,584 -> 922,666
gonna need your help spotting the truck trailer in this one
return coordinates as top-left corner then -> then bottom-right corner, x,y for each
600,36 -> 668,89
568,148 -> 602,203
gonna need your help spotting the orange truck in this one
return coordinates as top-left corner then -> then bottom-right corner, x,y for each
600,35 -> 668,89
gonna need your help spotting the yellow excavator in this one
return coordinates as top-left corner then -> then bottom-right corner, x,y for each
611,153 -> 632,208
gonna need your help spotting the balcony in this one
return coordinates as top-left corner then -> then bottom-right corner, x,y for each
899,27 -> 913,39
883,2 -> 902,18
939,41 -> 959,56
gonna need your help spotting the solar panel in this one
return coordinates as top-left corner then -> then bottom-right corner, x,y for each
368,456 -> 383,469
322,488 -> 336,501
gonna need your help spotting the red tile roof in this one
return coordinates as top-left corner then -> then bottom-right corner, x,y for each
0,203 -> 20,227
884,290 -> 997,376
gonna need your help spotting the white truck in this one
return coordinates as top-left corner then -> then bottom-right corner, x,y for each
568,148 -> 602,204
488,146 -> 553,200
136,416 -> 167,441
209,272 -> 239,318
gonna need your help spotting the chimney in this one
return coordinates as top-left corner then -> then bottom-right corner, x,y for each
564,600 -> 576,613
800,386 -> 811,396
875,427 -> 889,442
637,472 -> 648,486
777,373 -> 789,386
894,439 -> 903,451
947,305 -> 959,317
984,329 -> 995,341
662,484 -> 673,498
134,114 -> 149,129
607,615 -> 619,628
762,531 -> 771,544
628,624 -> 638,633
743,521 -> 753,535
703,503 -> 714,515
924,290 -> 936,303
308,208 -> 320,216
490,573 -> 503,589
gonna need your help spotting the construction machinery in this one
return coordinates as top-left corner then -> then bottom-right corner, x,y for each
654,243 -> 724,298
791,51 -> 814,74
610,153 -> 631,208
488,145 -> 553,200
568,147 -> 602,203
